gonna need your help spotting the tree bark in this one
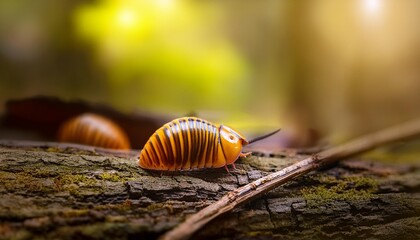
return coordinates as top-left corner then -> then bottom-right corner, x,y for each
0,144 -> 419,240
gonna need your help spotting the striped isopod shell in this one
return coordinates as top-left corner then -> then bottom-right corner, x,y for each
57,113 -> 131,150
138,117 -> 249,171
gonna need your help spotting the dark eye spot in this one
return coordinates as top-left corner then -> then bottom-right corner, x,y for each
229,135 -> 234,140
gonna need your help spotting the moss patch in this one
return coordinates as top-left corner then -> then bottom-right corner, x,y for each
0,171 -> 56,194
93,200 -> 133,212
301,175 -> 379,207
55,174 -> 103,196
98,172 -> 127,182
59,174 -> 97,186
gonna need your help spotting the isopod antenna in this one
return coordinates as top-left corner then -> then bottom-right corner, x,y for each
248,129 -> 281,144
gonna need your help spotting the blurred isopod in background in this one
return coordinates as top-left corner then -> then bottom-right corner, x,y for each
57,113 -> 131,150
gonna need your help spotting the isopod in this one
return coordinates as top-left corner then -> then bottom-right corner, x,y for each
57,113 -> 131,150
138,117 -> 279,171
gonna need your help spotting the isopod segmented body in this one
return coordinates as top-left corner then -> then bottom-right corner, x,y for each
57,113 -> 131,150
139,117 -> 249,171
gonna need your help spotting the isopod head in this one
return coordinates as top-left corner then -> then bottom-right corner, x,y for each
218,125 -> 249,167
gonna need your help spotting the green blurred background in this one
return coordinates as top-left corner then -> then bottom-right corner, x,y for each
1,0 -> 420,144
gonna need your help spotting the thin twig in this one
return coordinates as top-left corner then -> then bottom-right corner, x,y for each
159,119 -> 420,240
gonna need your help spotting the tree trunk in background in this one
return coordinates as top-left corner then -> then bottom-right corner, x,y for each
0,145 -> 419,240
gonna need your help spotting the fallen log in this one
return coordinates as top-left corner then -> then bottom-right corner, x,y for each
0,143 -> 419,239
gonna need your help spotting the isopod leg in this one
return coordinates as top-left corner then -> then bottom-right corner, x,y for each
224,164 -> 237,173
239,152 -> 252,158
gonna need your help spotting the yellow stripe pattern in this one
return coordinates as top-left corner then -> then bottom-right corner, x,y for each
139,117 -> 227,170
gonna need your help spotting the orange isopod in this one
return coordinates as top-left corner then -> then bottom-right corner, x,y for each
57,113 -> 131,150
138,117 -> 251,171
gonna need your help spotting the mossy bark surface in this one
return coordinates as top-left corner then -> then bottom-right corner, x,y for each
0,145 -> 419,240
